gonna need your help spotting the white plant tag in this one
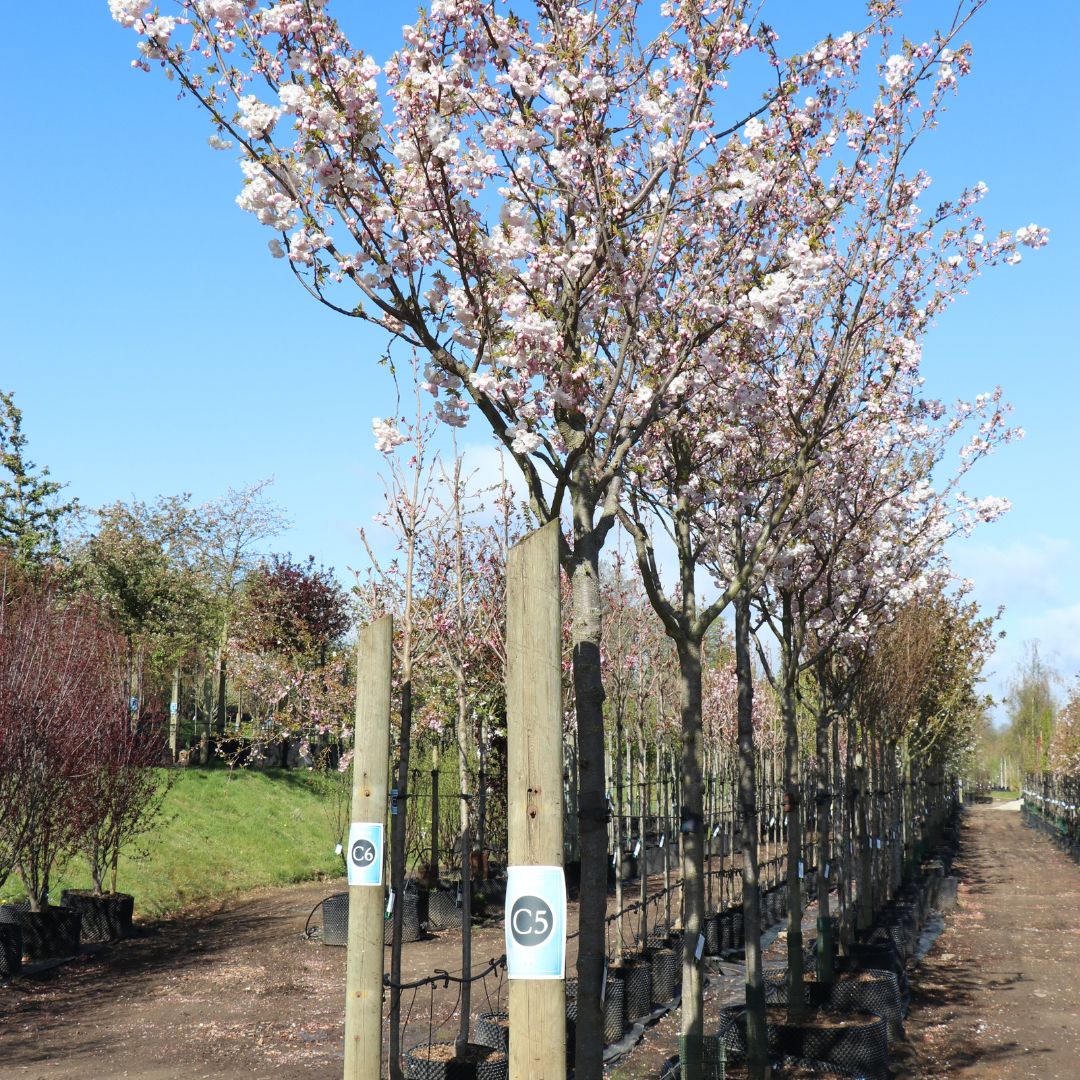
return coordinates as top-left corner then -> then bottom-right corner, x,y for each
798,860 -> 804,879
695,933 -> 706,961
713,824 -> 721,838
824,862 -> 830,879
386,890 -> 395,917
633,839 -> 641,858
659,834 -> 666,848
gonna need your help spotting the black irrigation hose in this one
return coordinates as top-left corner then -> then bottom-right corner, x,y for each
384,954 -> 507,992
304,895 -> 330,938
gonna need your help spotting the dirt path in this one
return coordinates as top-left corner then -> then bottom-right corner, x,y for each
6,807 -> 1077,1079
0,874 -> 675,1079
897,803 -> 1080,1079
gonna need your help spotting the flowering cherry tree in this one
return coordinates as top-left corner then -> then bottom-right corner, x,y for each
109,2 -> 1046,1072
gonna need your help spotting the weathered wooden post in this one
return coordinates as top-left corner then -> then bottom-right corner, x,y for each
505,522 -> 566,1080
343,615 -> 393,1080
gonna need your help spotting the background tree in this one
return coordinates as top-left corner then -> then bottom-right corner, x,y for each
1005,642 -> 1058,777
0,391 -> 76,570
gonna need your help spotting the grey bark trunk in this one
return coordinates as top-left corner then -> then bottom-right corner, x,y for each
677,635 -> 707,1080
735,592 -> 768,1078
387,674 -> 413,1080
568,532 -> 609,1080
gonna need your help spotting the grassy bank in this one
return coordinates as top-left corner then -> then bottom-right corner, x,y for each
0,768 -> 346,917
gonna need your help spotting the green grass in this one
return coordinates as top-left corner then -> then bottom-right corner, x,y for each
989,788 -> 1020,800
0,768 -> 346,917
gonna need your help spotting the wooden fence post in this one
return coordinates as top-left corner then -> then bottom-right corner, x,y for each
344,615 -> 393,1080
506,521 -> 566,1080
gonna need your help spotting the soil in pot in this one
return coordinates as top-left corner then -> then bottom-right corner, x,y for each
405,1041 -> 508,1080
0,904 -> 81,960
60,890 -> 134,943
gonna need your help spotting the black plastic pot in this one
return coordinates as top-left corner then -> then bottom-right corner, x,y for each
718,1004 -> 889,1079
321,891 -> 349,946
60,891 -> 134,943
404,1041 -> 508,1079
0,922 -> 21,977
651,946 -> 679,1006
621,956 -> 652,1021
837,946 -> 909,1015
565,978 -> 578,1022
427,886 -> 462,930
719,910 -> 734,952
704,914 -> 721,956
0,904 -> 81,960
604,970 -> 626,1044
383,888 -> 422,945
475,1012 -> 509,1051
732,910 -> 745,949
765,968 -> 904,1043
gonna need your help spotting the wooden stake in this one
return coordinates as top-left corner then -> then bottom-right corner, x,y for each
344,615 -> 393,1080
506,522 -> 565,1080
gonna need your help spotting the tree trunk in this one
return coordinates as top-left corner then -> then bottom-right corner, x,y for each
735,592 -> 768,1079
568,531 -> 609,1080
388,671 -> 413,1080
780,637 -> 806,1020
815,692 -> 834,983
615,718 -> 625,956
639,730 -> 648,947
430,744 -> 440,885
676,634 -> 707,1080
456,674 -> 473,1059
216,641 -> 227,737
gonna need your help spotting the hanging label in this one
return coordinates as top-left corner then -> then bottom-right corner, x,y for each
713,824 -> 721,838
346,822 -> 384,887
824,862 -> 830,880
659,834 -> 666,849
390,788 -> 399,816
798,860 -> 804,879
633,839 -> 641,858
695,933 -> 706,961
504,866 -> 567,980
601,965 -> 608,1003
769,816 -> 776,829
385,889 -> 395,916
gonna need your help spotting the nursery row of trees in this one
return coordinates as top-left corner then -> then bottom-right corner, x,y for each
112,2 -> 1045,1078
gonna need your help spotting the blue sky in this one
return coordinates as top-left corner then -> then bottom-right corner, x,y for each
2,2 -> 1076,722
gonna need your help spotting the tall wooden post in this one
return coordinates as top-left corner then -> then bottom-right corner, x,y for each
168,664 -> 181,763
344,615 -> 393,1080
506,522 -> 566,1080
